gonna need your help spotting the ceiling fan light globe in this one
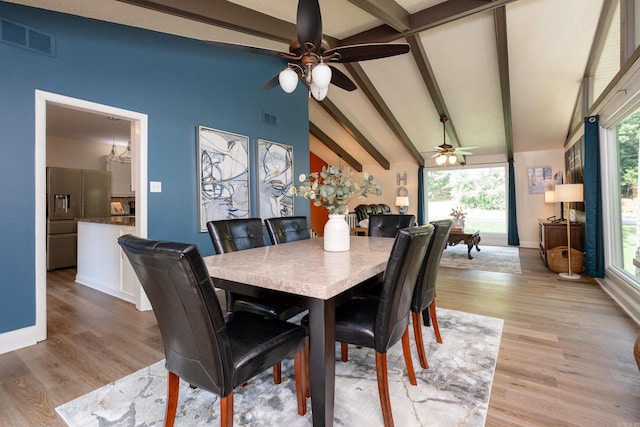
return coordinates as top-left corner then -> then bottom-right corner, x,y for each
448,154 -> 457,165
311,63 -> 332,89
279,68 -> 298,93
435,154 -> 447,165
310,82 -> 328,101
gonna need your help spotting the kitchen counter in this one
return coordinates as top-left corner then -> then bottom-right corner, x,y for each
78,216 -> 135,226
76,218 -> 143,308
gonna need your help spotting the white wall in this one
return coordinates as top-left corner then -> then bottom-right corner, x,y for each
514,149 -> 565,248
47,136 -> 121,170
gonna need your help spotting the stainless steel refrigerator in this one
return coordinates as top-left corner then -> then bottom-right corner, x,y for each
46,167 -> 111,270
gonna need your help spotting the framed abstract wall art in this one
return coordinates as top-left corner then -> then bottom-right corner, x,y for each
527,166 -> 552,194
198,126 -> 249,231
257,139 -> 294,218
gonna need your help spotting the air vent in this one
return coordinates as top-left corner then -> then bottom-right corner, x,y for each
262,112 -> 277,127
1,17 -> 55,56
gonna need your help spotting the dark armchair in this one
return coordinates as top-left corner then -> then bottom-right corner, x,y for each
354,203 -> 391,222
411,219 -> 452,369
310,225 -> 434,427
117,235 -> 307,426
368,214 -> 416,238
264,216 -> 312,244
206,218 -> 306,384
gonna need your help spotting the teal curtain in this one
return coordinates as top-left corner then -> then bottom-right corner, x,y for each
418,167 -> 426,225
583,115 -> 604,277
507,159 -> 520,245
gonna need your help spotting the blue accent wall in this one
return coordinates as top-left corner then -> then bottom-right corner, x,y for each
0,2 -> 309,334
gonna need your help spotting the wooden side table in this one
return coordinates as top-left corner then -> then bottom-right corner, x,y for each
350,226 -> 368,236
447,229 -> 481,259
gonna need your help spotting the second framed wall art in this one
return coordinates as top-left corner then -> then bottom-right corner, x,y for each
257,139 -> 294,218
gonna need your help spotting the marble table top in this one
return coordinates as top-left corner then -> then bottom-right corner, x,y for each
203,236 -> 394,300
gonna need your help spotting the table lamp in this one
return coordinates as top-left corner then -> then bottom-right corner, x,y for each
395,196 -> 409,215
544,190 -> 564,221
554,183 -> 583,279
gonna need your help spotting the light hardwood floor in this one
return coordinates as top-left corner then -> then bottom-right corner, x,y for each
0,247 -> 639,426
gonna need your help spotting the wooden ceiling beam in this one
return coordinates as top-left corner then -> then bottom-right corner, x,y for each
342,0 -> 519,45
343,62 -> 424,166
115,0 -> 295,44
406,35 -> 458,146
493,6 -> 514,161
318,98 -> 390,170
346,0 -> 410,32
309,122 -> 362,172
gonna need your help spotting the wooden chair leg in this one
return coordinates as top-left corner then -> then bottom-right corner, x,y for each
430,300 -> 443,344
375,352 -> 395,427
341,342 -> 349,362
304,336 -> 310,398
294,349 -> 307,415
401,327 -> 417,386
220,392 -> 233,427
273,362 -> 282,384
165,371 -> 179,427
412,311 -> 429,369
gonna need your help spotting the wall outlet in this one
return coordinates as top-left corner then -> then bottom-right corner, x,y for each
150,181 -> 162,193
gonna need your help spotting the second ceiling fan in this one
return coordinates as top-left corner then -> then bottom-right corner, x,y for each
263,0 -> 411,100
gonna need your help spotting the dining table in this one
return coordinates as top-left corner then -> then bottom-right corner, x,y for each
203,235 -> 395,426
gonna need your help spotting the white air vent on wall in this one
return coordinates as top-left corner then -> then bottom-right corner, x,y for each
1,17 -> 55,56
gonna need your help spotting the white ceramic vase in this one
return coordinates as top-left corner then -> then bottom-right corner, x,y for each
324,214 -> 350,252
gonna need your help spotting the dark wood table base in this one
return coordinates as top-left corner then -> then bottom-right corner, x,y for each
447,230 -> 481,259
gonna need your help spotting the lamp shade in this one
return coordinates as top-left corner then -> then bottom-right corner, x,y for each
311,63 -> 332,89
544,190 -> 555,203
310,82 -> 328,101
278,68 -> 298,93
554,184 -> 583,202
395,196 -> 409,207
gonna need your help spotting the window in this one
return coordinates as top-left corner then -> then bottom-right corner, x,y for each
425,165 -> 507,236
615,107 -> 640,278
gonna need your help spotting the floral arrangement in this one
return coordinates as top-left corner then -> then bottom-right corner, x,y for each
290,165 -> 382,215
450,206 -> 466,220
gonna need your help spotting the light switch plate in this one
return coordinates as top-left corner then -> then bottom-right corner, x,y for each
150,181 -> 162,193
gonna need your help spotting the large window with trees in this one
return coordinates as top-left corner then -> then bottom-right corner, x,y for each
426,165 -> 507,237
616,107 -> 640,277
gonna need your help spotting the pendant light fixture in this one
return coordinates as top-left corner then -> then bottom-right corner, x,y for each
105,117 -> 120,163
279,59 -> 332,101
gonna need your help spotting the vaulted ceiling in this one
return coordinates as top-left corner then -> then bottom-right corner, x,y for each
12,0 -> 607,170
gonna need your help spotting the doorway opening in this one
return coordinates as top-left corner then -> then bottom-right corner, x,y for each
35,90 -> 149,342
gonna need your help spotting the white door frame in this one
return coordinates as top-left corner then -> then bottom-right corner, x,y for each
35,90 -> 150,342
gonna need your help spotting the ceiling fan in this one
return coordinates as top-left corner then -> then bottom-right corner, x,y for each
430,115 -> 478,165
266,0 -> 411,100
208,0 -> 410,101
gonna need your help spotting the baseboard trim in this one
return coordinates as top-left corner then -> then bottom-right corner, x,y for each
598,270 -> 640,326
0,325 -> 38,355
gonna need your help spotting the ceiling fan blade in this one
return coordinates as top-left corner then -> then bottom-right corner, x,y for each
454,145 -> 479,151
297,0 -> 322,49
204,40 -> 281,57
455,150 -> 474,155
324,43 -> 410,63
430,153 -> 442,158
329,66 -> 357,91
262,73 -> 281,90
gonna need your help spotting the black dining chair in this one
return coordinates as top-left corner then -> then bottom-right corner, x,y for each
410,219 -> 453,369
117,235 -> 307,427
368,214 -> 416,238
264,216 -> 312,244
305,225 -> 434,427
206,218 -> 306,383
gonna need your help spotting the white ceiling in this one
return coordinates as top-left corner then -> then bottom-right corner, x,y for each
12,0 -> 606,169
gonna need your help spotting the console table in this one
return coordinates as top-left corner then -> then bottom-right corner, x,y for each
447,229 -> 481,259
538,219 -> 583,268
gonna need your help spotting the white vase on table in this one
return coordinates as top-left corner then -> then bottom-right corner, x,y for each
324,214 -> 350,252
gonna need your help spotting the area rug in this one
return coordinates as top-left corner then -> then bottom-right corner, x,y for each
56,309 -> 503,427
440,244 -> 521,274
